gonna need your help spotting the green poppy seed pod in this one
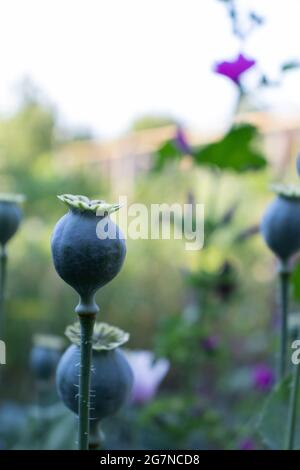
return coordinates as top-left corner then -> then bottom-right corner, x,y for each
0,194 -> 24,246
56,322 -> 133,421
260,184 -> 300,261
51,195 -> 126,300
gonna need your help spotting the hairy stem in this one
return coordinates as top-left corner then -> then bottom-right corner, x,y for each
285,362 -> 300,450
78,312 -> 96,450
278,264 -> 290,381
0,245 -> 7,336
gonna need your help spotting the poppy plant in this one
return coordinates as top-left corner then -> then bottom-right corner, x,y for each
57,322 -> 133,449
261,157 -> 300,450
51,194 -> 126,450
261,183 -> 300,380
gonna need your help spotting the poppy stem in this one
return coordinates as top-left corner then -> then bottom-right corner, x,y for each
0,245 -> 7,336
285,361 -> 300,450
278,262 -> 290,381
77,309 -> 96,450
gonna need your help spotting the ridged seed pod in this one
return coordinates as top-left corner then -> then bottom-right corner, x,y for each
51,195 -> 126,299
56,322 -> 133,421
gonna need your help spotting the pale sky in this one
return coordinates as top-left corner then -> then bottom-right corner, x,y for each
0,0 -> 300,138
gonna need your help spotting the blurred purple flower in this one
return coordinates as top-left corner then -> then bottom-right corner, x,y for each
174,127 -> 192,154
201,335 -> 219,353
214,53 -> 256,84
252,364 -> 275,392
238,438 -> 255,450
126,350 -> 170,404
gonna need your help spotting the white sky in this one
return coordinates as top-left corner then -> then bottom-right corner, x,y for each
0,0 -> 300,138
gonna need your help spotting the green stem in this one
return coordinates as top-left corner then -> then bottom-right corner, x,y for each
78,312 -> 96,450
285,362 -> 300,450
0,245 -> 7,337
278,264 -> 290,381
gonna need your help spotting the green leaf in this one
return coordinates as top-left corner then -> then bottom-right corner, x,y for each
193,124 -> 267,172
12,403 -> 77,450
41,406 -> 77,450
152,139 -> 183,171
281,61 -> 300,72
257,375 -> 300,449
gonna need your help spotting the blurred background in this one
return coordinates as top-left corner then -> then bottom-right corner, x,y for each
1,0 -> 300,450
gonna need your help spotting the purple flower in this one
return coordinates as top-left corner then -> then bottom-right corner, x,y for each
252,364 -> 275,392
174,127 -> 192,154
238,438 -> 255,450
214,53 -> 256,84
201,335 -> 219,353
126,350 -> 170,404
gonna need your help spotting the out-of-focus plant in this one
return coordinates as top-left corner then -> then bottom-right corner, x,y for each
261,181 -> 300,380
12,403 -> 77,450
260,158 -> 300,449
30,334 -> 64,408
0,402 -> 28,449
153,123 -> 266,173
146,0 -> 300,451
217,0 -> 300,83
0,84 -> 107,380
252,364 -> 275,393
154,0 -> 300,176
51,194 -> 127,450
30,334 -> 64,384
126,350 -> 169,405
0,194 -> 24,335
238,437 -> 256,450
214,53 -> 256,87
152,149 -> 270,447
18,334 -> 65,449
258,369 -> 300,450
217,0 -> 264,41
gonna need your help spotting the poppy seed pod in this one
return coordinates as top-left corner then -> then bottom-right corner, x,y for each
56,322 -> 133,421
51,195 -> 126,299
0,194 -> 24,246
30,346 -> 61,381
260,184 -> 300,262
30,334 -> 64,381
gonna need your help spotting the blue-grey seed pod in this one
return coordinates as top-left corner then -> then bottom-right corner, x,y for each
57,322 -> 132,421
30,334 -> 64,381
56,345 -> 133,421
0,195 -> 23,246
30,346 -> 61,381
260,185 -> 300,261
51,195 -> 126,298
